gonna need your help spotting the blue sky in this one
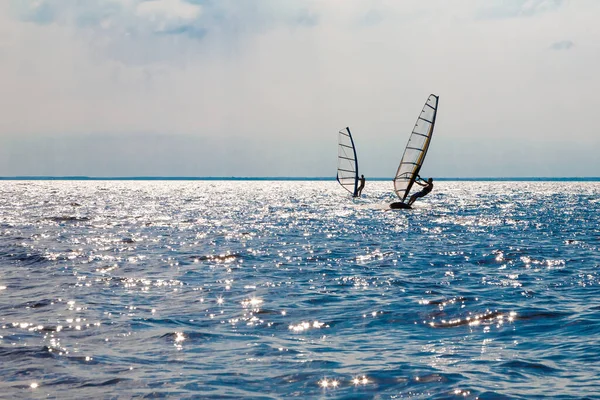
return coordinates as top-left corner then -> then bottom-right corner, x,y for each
0,0 -> 598,177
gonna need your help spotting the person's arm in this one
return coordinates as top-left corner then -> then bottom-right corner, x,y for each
414,180 -> 426,187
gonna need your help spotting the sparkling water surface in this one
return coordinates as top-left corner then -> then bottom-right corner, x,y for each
1,180 -> 599,399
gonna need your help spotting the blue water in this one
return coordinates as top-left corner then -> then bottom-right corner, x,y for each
1,180 -> 599,399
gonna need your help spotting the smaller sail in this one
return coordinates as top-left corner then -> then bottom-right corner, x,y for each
393,94 -> 439,202
337,127 -> 359,196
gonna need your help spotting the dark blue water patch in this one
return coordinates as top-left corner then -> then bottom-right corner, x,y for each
0,249 -> 49,265
77,377 -> 130,388
476,392 -> 515,399
38,375 -> 86,389
0,345 -> 55,361
159,330 -> 228,343
499,360 -> 560,375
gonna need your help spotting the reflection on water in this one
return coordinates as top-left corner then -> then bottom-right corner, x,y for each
1,180 -> 599,398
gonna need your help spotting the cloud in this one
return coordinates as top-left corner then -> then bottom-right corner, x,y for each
9,0 -> 321,65
550,40 -> 574,50
12,0 -> 319,38
135,0 -> 201,22
476,0 -> 564,19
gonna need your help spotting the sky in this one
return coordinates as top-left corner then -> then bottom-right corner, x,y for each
0,0 -> 598,177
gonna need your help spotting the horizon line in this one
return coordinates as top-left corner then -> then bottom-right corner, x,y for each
0,176 -> 599,181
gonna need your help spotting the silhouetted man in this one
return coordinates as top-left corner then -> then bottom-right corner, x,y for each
356,175 -> 366,197
408,177 -> 433,206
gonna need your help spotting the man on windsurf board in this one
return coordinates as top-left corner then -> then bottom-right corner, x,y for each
355,175 -> 366,197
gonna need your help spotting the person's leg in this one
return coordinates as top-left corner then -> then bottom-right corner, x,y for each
408,193 -> 417,206
408,191 -> 424,206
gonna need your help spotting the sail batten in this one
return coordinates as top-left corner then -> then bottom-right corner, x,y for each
393,94 -> 439,202
337,127 -> 359,197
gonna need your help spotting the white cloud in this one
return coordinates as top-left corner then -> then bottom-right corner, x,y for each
135,0 -> 202,26
476,0 -> 564,19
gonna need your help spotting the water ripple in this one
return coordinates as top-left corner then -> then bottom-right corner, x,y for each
0,180 -> 599,398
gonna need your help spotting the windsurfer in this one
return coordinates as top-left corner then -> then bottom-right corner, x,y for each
356,175 -> 366,197
407,177 -> 433,206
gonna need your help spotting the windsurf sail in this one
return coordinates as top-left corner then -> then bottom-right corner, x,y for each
337,127 -> 360,197
393,94 -> 439,202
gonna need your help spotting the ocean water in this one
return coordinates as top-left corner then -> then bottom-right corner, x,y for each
1,180 -> 599,399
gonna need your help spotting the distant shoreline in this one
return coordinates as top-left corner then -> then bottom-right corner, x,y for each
1,177 -> 599,182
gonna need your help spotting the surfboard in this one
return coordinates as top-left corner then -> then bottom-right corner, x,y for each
389,202 -> 412,210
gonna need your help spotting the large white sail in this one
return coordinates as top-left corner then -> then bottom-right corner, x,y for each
393,94 -> 439,202
337,127 -> 359,197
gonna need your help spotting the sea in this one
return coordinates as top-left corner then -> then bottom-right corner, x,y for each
1,179 -> 599,399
